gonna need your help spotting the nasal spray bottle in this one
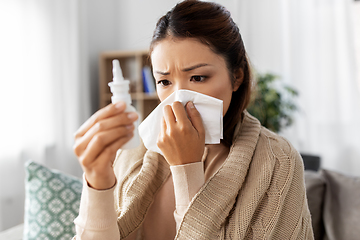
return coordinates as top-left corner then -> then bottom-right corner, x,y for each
108,59 -> 140,149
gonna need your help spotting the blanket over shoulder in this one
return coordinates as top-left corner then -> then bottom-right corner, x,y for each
113,111 -> 314,239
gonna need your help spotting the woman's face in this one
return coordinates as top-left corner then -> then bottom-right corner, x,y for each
151,37 -> 239,116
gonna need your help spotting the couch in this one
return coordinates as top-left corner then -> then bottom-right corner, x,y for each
305,169 -> 360,240
0,162 -> 359,240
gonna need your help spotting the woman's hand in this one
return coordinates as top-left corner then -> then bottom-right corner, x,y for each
157,101 -> 205,166
73,102 -> 138,190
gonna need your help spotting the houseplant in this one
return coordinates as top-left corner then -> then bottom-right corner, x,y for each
248,73 -> 322,171
247,72 -> 298,133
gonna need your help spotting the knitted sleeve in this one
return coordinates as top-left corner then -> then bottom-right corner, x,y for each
170,162 -> 205,230
73,174 -> 120,240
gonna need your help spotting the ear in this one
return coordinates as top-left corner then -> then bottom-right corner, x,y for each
232,68 -> 244,92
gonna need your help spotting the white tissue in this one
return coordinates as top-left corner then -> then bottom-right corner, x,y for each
138,89 -> 223,154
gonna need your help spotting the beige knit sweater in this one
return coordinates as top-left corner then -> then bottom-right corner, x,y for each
113,112 -> 314,239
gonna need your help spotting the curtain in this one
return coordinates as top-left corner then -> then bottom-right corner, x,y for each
0,0 -> 90,231
234,0 -> 360,176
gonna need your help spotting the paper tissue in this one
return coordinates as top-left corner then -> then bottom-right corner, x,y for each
138,89 -> 223,154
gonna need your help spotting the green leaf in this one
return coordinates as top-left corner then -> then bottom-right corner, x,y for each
247,71 -> 299,133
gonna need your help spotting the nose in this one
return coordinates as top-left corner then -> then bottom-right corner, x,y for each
174,79 -> 190,92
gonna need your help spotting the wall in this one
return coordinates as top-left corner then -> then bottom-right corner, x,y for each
82,0 -> 120,113
116,0 -> 177,51
354,2 -> 360,92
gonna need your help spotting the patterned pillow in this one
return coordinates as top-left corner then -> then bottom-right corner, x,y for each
23,160 -> 82,240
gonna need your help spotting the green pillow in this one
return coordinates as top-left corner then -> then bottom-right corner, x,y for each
23,160 -> 82,240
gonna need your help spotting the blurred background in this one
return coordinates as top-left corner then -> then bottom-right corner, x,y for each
0,0 -> 359,232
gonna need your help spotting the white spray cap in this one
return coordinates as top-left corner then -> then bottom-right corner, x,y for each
108,59 -> 132,105
112,59 -> 124,83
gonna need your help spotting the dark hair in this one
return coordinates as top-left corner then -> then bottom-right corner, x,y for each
150,0 -> 252,147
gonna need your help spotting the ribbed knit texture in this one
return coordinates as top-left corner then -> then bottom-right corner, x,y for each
113,111 -> 314,239
75,175 -> 118,230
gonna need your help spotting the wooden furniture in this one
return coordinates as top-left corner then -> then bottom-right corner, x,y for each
99,50 -> 160,121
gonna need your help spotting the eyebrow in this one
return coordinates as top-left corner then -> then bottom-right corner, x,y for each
154,63 -> 211,76
182,63 -> 210,72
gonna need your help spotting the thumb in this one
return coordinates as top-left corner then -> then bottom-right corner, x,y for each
186,101 -> 205,138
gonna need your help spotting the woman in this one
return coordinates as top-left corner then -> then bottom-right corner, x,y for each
73,0 -> 314,239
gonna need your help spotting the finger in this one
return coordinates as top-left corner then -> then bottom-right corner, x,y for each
82,112 -> 137,144
74,112 -> 137,156
157,116 -> 167,149
171,101 -> 189,124
161,115 -> 167,134
186,101 -> 205,137
79,126 -> 133,165
93,132 -> 134,167
163,104 -> 176,125
74,123 -> 134,157
75,101 -> 127,138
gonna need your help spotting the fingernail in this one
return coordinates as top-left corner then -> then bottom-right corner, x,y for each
188,101 -> 195,108
115,102 -> 125,109
126,124 -> 133,129
127,112 -> 138,120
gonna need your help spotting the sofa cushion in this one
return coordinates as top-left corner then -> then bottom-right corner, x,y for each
304,170 -> 326,240
0,224 -> 24,240
23,160 -> 82,240
322,169 -> 360,240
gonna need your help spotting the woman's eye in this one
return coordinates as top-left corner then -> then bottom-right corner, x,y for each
190,76 -> 206,82
157,80 -> 171,87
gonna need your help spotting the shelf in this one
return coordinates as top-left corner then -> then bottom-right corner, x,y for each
99,50 -> 159,121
